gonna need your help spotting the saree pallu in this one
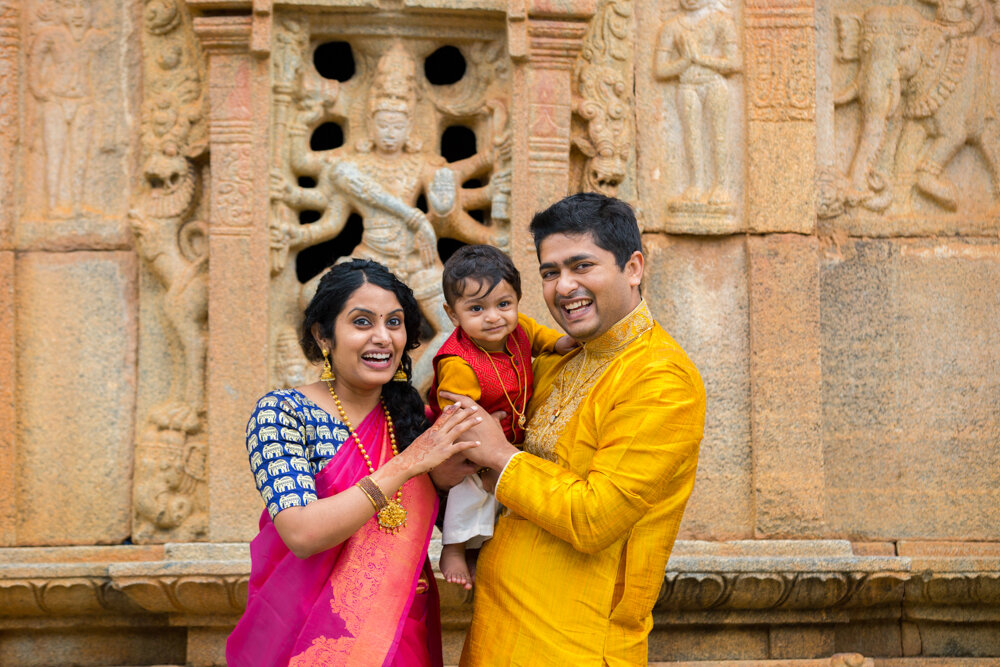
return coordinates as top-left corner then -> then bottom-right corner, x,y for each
227,407 -> 443,667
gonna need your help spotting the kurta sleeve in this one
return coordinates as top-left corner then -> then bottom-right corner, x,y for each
434,355 -> 482,411
495,361 -> 705,554
518,313 -> 565,356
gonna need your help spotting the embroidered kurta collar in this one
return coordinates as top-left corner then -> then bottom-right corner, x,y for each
581,299 -> 653,355
523,299 -> 653,462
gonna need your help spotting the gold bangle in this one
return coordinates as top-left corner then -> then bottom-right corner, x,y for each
356,475 -> 389,512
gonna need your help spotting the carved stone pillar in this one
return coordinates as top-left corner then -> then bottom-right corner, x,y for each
744,0 -> 817,233
0,1 -> 17,545
748,234 -> 824,536
509,0 -> 596,319
193,15 -> 270,541
744,0 -> 823,537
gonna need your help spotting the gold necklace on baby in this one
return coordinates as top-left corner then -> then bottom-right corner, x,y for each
474,339 -> 529,429
326,381 -> 407,533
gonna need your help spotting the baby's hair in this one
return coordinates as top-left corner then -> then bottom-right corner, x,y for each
442,245 -> 522,307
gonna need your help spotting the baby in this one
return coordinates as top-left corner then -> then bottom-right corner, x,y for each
428,244 -> 575,588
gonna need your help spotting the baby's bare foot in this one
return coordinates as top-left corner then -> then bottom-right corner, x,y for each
440,543 -> 473,590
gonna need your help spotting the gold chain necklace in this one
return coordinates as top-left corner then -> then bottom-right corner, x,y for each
325,381 -> 407,533
473,338 -> 528,430
549,348 -> 591,423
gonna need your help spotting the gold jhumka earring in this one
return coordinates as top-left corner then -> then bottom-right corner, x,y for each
392,365 -> 408,382
320,348 -> 335,382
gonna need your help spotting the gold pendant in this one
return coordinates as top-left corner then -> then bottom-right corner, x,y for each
377,500 -> 407,534
518,414 -> 527,428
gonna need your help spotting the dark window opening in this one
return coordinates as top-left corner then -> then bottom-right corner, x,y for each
440,126 -> 477,163
298,176 -> 317,189
314,41 -> 355,82
437,237 -> 466,264
296,213 -> 364,284
311,122 -> 344,152
424,46 -> 466,85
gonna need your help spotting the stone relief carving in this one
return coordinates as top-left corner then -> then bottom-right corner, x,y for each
129,0 -> 208,542
572,0 -> 634,197
821,3 -> 1000,220
269,32 -> 510,389
654,0 -> 741,216
26,0 -> 107,218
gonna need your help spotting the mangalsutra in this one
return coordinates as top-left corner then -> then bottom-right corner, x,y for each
326,380 -> 406,534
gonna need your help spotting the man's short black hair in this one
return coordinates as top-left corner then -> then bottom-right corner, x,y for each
529,192 -> 642,269
442,244 -> 522,307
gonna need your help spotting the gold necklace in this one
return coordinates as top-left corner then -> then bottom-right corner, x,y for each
473,338 -> 528,429
325,381 -> 407,533
549,348 -> 590,424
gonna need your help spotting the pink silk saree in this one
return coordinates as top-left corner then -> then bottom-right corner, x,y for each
227,406 -> 443,667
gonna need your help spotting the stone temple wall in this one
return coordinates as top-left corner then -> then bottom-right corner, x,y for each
0,0 -> 998,665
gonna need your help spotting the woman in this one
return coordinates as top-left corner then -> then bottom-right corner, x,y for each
226,259 -> 482,666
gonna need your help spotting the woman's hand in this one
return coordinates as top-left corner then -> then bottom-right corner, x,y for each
438,392 -> 520,472
395,403 -> 482,477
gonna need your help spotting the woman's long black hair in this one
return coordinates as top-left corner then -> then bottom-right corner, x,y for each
300,259 -> 429,449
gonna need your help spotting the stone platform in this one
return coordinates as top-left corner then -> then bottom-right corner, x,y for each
2,540 -> 998,666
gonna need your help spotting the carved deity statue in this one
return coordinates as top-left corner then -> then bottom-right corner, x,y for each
27,0 -> 105,217
654,0 -> 741,208
272,42 -> 499,387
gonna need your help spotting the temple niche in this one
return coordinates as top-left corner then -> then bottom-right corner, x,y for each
268,21 -> 511,390
818,0 -> 1000,233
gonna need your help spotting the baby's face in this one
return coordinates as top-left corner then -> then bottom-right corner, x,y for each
445,279 -> 520,353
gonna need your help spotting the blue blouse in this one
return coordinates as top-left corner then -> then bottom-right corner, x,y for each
245,389 -> 350,519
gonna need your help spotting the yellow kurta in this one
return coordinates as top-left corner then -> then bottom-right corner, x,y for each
460,301 -> 705,666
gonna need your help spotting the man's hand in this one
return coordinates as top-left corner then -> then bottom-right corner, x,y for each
439,391 -> 520,472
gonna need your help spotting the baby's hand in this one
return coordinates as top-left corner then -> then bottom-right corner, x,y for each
555,335 -> 580,355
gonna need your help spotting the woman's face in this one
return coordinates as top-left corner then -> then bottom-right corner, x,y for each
322,282 -> 408,394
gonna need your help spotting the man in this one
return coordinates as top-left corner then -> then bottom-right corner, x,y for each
443,192 -> 706,665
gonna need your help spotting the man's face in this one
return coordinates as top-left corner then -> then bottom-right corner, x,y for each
537,232 -> 643,342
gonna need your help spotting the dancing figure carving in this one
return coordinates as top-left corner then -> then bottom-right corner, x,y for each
271,42 -> 503,387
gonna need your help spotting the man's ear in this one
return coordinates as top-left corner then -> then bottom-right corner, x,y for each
443,302 -> 461,329
625,250 -> 644,288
